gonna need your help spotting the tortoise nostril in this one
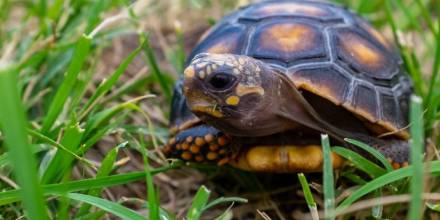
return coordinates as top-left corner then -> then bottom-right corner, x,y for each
208,73 -> 236,90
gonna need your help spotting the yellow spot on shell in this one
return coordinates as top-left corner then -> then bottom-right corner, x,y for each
184,66 -> 195,78
341,32 -> 383,68
261,23 -> 315,53
225,95 -> 240,106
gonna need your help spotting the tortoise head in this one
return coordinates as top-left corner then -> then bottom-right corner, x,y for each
183,53 -> 298,137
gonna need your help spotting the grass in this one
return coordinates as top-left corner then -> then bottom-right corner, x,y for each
0,0 -> 439,219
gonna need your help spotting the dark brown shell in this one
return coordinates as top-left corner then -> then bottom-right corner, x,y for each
186,0 -> 412,139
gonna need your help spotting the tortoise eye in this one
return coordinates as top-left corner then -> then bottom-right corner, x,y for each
207,73 -> 236,91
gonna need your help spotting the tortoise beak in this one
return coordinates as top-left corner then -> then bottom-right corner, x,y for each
191,104 -> 224,118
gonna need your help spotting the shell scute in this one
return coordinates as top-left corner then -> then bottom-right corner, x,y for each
241,1 -> 341,22
351,83 -> 379,122
290,66 -> 351,105
334,29 -> 399,80
188,25 -> 246,59
250,20 -> 327,64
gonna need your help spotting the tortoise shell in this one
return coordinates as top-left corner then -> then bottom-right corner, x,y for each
183,0 -> 412,139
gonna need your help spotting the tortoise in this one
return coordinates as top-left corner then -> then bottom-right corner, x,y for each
163,0 -> 413,172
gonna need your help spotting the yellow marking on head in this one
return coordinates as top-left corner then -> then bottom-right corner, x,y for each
261,23 -> 315,53
184,66 -> 195,78
225,95 -> 240,106
191,106 -> 223,118
236,84 -> 265,96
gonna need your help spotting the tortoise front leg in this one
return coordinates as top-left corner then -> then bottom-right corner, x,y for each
164,124 -> 233,165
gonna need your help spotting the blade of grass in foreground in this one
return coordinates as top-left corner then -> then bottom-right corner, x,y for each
344,138 -> 394,172
0,161 -> 182,205
80,40 -> 145,119
41,35 -> 92,133
337,161 -> 440,209
408,95 -> 425,220
322,134 -> 335,220
68,193 -> 145,220
0,66 -> 48,219
76,142 -> 126,217
187,185 -> 211,220
140,33 -> 172,102
298,173 -> 319,220
331,147 -> 386,178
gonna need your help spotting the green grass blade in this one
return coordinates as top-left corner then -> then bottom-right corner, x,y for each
344,138 -> 394,172
41,35 -> 92,133
28,129 -> 93,167
0,161 -> 181,205
321,134 -> 335,220
187,185 -> 211,220
298,173 -> 319,220
202,197 -> 248,212
426,203 -> 440,213
85,0 -> 109,35
0,66 -> 48,220
141,33 -> 173,101
338,161 -> 440,209
332,147 -> 386,178
408,95 -> 425,220
80,41 -> 145,118
425,17 -> 440,128
139,139 -> 159,220
67,193 -> 145,220
414,0 -> 437,36
76,142 -> 126,217
42,122 -> 85,183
